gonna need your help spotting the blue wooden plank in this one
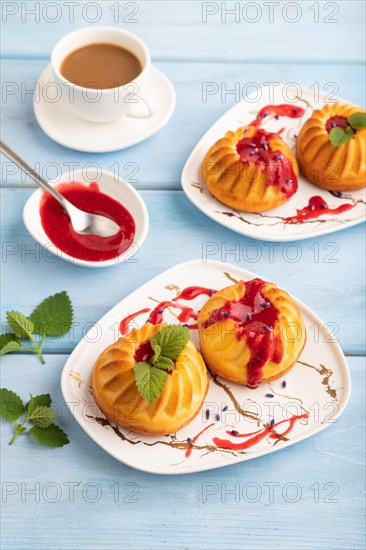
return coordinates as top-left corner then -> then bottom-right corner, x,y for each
0,354 -> 364,550
1,188 -> 365,355
1,3 -> 364,549
1,1 -> 365,63
1,60 -> 365,189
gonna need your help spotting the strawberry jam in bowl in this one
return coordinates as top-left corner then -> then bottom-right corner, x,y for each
40,182 -> 135,262
23,169 -> 149,268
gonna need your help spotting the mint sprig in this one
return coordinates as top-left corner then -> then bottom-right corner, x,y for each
0,388 -> 23,420
348,112 -> 366,129
329,126 -> 354,147
29,424 -> 69,447
0,334 -> 22,356
329,112 -> 366,147
30,291 -> 73,336
0,388 -> 69,447
134,362 -> 168,404
155,356 -> 175,371
151,324 -> 190,360
1,291 -> 73,364
133,324 -> 190,403
25,394 -> 51,411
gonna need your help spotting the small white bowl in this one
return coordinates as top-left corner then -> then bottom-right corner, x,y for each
23,169 -> 149,268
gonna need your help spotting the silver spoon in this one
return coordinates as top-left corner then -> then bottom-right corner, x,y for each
0,141 -> 120,238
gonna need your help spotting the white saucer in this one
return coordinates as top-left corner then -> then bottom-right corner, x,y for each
33,63 -> 175,153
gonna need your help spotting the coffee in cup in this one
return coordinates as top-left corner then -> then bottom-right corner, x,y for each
51,26 -> 154,123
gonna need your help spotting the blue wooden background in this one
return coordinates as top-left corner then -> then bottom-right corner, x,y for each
1,1 -> 365,549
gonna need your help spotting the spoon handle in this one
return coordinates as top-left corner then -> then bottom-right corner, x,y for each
0,140 -> 69,207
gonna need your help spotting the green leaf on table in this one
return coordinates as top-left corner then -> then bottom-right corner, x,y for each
329,126 -> 354,147
348,112 -> 366,129
0,333 -> 22,356
29,424 -> 69,447
30,291 -> 73,336
0,341 -> 22,356
25,394 -> 52,412
6,311 -> 34,340
27,405 -> 56,428
0,388 -> 24,420
0,333 -> 20,348
150,325 -> 189,360
14,423 -> 27,435
133,362 -> 168,403
155,356 -> 175,371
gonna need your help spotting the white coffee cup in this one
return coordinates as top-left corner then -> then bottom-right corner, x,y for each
51,26 -> 154,123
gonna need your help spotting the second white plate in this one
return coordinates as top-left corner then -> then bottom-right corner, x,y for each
61,260 -> 350,474
181,85 -> 365,241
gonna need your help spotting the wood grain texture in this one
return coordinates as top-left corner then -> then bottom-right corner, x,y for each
0,354 -> 364,550
1,187 -> 365,355
1,1 -> 365,63
1,60 -> 365,188
1,3 -> 365,549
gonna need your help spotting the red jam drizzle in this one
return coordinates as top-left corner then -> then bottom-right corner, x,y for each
149,301 -> 198,326
185,423 -> 215,458
325,115 -> 349,133
119,308 -> 151,336
213,413 -> 308,451
40,182 -> 135,262
118,302 -> 199,337
202,279 -> 282,389
173,286 -> 216,301
119,287 -> 216,336
249,104 -> 305,127
236,128 -> 298,198
284,196 -> 358,224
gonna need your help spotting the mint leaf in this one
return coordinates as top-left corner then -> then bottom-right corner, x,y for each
329,127 -> 354,147
27,405 -> 56,428
150,325 -> 190,360
1,341 -> 22,355
133,362 -> 168,403
6,311 -> 34,340
0,333 -> 20,348
155,356 -> 175,371
29,424 -> 69,447
30,291 -> 73,336
0,388 -> 23,420
25,394 -> 51,412
348,112 -> 366,129
1,388 -> 69,447
150,343 -> 161,364
3,292 -> 73,364
0,333 -> 22,356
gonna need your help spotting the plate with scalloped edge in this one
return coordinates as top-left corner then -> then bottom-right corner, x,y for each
181,85 -> 366,241
61,260 -> 351,474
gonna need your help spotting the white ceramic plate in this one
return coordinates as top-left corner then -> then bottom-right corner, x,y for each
23,168 -> 149,268
34,64 -> 175,153
182,85 -> 366,241
61,260 -> 350,474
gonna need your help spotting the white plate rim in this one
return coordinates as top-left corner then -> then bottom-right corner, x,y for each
61,259 -> 351,474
